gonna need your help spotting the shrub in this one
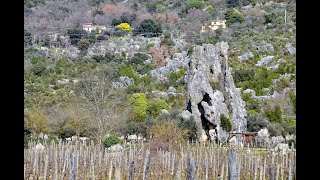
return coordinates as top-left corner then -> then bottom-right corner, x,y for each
226,0 -> 239,8
78,39 -> 90,52
116,23 -> 131,32
149,121 -> 189,151
128,93 -> 148,122
247,114 -> 269,132
134,19 -> 162,37
289,91 -> 296,113
103,135 -> 123,148
187,0 -> 206,9
105,52 -> 116,62
113,27 -> 126,37
225,9 -> 244,25
147,98 -> 170,117
264,13 -> 275,24
265,106 -> 282,124
220,114 -> 232,132
210,81 -> 221,91
92,55 -> 106,62
121,121 -> 147,137
111,19 -> 122,26
67,28 -> 87,45
119,65 -> 139,80
120,13 -> 137,24
129,53 -> 149,65
267,123 -> 283,137
233,69 -> 255,84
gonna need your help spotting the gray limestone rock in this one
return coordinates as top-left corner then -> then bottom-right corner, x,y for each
150,52 -> 189,82
243,89 -> 256,97
286,43 -> 296,55
119,76 -> 134,87
238,52 -> 253,62
168,86 -> 176,93
254,43 -> 274,53
256,56 -> 274,66
185,42 -> 247,142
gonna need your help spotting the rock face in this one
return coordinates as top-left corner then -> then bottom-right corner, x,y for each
185,42 -> 247,142
150,52 -> 189,82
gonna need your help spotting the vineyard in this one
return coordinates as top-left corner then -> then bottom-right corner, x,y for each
24,140 -> 296,180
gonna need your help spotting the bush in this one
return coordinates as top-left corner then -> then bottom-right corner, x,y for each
265,106 -> 282,124
78,39 -> 90,52
220,114 -> 232,132
116,23 -> 131,32
121,121 -> 147,137
147,98 -> 170,117
111,19 -> 122,26
265,13 -> 276,24
120,13 -> 137,24
187,0 -> 206,9
247,114 -> 269,132
128,93 -> 148,122
92,55 -> 106,62
134,19 -> 162,37
129,53 -> 149,65
226,0 -> 240,8
149,121 -> 189,151
113,27 -> 126,37
119,65 -> 139,80
67,28 -> 87,45
225,9 -> 244,25
233,69 -> 255,84
103,135 -> 123,148
289,91 -> 296,113
105,52 -> 116,62
267,123 -> 283,137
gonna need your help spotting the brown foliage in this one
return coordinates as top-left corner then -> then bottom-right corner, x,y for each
149,121 -> 189,151
150,45 -> 171,68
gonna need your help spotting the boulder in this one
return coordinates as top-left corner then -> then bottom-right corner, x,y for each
238,52 -> 253,62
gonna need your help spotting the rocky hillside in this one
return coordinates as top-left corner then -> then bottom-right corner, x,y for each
24,0 -> 296,146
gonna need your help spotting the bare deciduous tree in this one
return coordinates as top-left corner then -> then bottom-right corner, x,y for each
74,65 -> 130,144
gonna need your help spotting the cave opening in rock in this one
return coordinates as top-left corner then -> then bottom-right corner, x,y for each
202,93 -> 212,106
197,99 -> 217,142
186,100 -> 192,113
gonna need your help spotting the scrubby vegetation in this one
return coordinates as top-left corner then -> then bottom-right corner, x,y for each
24,0 -> 295,147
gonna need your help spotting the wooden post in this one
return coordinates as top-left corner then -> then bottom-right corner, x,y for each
129,160 -> 135,180
263,156 -> 266,180
288,159 -> 292,180
170,153 -> 175,180
43,153 -> 49,180
221,161 -> 225,180
143,149 -> 151,180
176,159 -> 182,180
108,159 -> 113,180
276,163 -> 280,180
254,158 -> 258,180
53,149 -> 58,180
228,148 -> 239,180
186,154 -> 195,180
270,153 -> 275,180
70,153 -> 77,180
205,155 -> 209,180
90,152 -> 95,180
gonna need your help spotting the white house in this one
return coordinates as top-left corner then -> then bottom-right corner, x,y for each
82,23 -> 107,33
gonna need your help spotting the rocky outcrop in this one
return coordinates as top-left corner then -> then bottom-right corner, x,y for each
185,42 -> 247,142
238,52 -> 253,62
150,52 -> 189,82
286,43 -> 296,55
